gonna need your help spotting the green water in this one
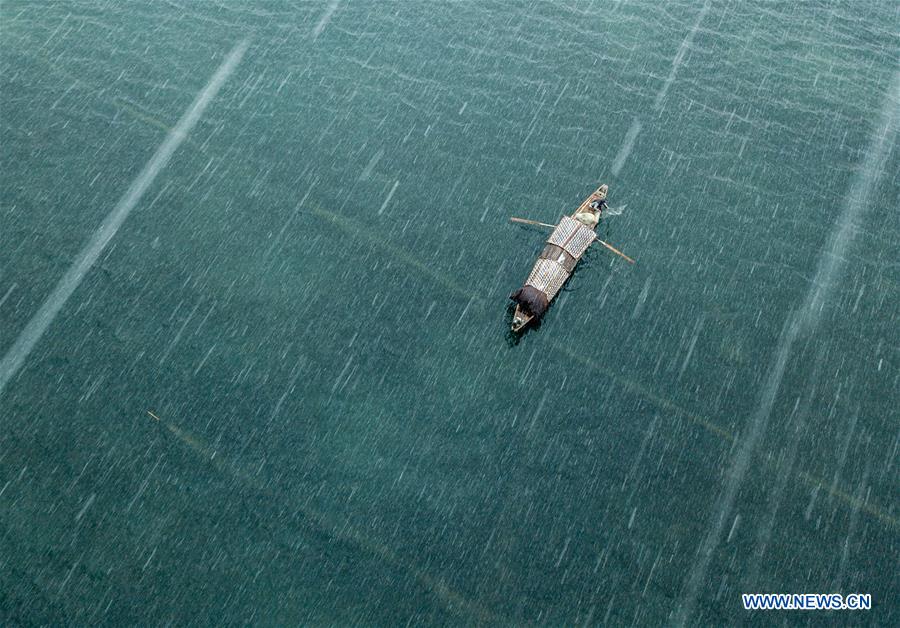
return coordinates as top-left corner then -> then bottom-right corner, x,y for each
1,1 -> 898,624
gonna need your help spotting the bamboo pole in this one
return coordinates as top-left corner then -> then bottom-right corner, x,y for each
509,217 -> 556,229
596,239 -> 636,264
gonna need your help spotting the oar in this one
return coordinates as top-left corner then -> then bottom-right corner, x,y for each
510,217 -> 556,229
510,217 -> 636,264
596,239 -> 636,264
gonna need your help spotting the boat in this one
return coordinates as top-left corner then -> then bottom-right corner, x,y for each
510,185 -> 608,332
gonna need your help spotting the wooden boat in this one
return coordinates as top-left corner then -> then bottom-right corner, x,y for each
510,185 -> 608,332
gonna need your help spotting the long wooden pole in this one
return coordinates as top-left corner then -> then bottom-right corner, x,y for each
595,239 -> 636,264
509,217 -> 556,229
509,216 -> 636,264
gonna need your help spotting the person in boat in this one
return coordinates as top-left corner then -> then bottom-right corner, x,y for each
573,184 -> 608,229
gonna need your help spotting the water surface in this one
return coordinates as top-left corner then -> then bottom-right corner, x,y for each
1,1 -> 898,624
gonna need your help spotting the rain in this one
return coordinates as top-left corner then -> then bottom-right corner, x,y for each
1,0 -> 898,625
